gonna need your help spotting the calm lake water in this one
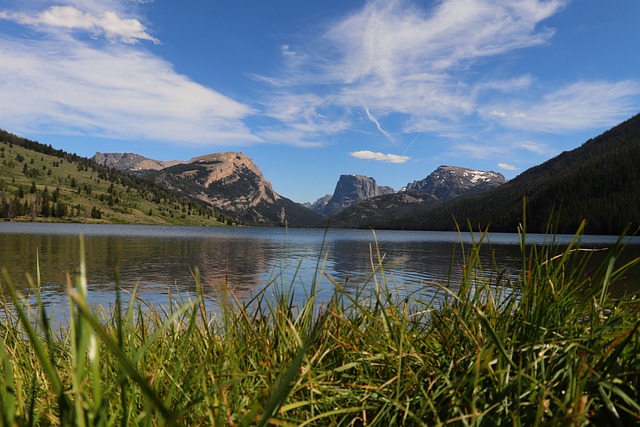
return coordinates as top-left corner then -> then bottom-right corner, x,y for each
1,223 -> 639,317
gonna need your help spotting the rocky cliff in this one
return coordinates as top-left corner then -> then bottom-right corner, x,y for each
326,166 -> 506,228
404,166 -> 506,199
304,194 -> 332,212
92,152 -> 181,171
93,151 -> 324,226
321,174 -> 395,217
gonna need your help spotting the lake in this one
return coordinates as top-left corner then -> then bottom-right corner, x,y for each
1,223 -> 639,318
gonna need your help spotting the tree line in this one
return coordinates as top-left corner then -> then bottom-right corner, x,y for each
0,129 -> 240,224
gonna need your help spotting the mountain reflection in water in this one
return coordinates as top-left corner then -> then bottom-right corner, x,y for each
1,223 -> 639,319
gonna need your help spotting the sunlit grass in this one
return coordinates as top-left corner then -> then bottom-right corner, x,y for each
1,221 -> 639,425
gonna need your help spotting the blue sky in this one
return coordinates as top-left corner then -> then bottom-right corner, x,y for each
1,0 -> 639,203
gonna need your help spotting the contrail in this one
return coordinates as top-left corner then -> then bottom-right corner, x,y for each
402,130 -> 422,156
364,106 -> 395,145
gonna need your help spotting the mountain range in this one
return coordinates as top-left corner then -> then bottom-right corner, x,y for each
93,151 -> 325,226
391,113 -> 640,235
92,152 -> 506,227
3,112 -> 639,234
326,166 -> 506,229
82,112 -> 640,234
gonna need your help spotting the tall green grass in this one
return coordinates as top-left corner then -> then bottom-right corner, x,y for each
1,223 -> 639,426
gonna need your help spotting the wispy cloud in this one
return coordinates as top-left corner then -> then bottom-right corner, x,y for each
0,1 -> 259,146
0,5 -> 158,44
515,141 -> 552,155
257,0 -> 638,151
498,163 -> 519,171
364,106 -> 394,143
350,150 -> 410,163
486,81 -> 640,133
256,91 -> 351,146
3,0 -> 638,156
258,0 -> 570,139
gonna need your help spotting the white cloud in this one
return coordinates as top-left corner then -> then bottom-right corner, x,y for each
516,141 -> 551,155
0,36 -> 259,145
498,163 -> 519,171
326,0 -> 563,83
486,81 -> 640,133
280,44 -> 296,58
256,92 -> 351,146
506,81 -> 640,132
350,150 -> 410,163
257,0 -> 574,143
0,5 -> 158,44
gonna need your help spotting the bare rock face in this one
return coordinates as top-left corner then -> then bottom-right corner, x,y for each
92,151 -> 323,226
151,152 -> 324,225
176,152 -> 282,214
92,152 -> 181,171
322,174 -> 395,217
404,166 -> 506,199
304,194 -> 332,211
326,166 -> 507,228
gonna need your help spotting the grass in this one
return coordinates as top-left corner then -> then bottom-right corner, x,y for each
0,140 -> 226,226
0,221 -> 639,426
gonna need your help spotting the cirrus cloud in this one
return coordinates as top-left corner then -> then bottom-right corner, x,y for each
257,0 -> 571,144
485,80 -> 640,133
257,0 -> 639,158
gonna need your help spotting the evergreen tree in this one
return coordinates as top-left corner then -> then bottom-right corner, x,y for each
41,187 -> 50,217
54,201 -> 67,218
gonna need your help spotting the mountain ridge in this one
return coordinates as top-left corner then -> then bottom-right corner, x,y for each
4,112 -> 640,234
320,174 -> 395,217
392,113 -> 640,234
92,152 -> 182,171
326,165 -> 506,228
93,151 -> 324,226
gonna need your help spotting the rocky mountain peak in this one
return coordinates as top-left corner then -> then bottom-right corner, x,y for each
189,152 -> 275,197
91,151 -> 323,226
321,174 -> 395,217
304,194 -> 332,211
404,165 -> 505,200
92,152 -> 181,171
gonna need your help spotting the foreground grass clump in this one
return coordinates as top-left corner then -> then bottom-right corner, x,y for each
1,225 -> 639,426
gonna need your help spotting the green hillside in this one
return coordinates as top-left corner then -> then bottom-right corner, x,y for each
395,114 -> 640,234
0,130 -> 230,226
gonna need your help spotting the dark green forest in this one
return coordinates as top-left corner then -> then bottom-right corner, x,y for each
391,114 -> 640,235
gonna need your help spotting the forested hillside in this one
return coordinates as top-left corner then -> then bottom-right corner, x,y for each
0,130 -> 233,225
394,114 -> 640,235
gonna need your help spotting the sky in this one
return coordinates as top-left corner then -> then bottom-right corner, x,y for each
1,0 -> 639,203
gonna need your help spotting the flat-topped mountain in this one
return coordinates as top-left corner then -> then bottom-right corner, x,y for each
319,174 -> 395,217
151,152 -> 281,221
